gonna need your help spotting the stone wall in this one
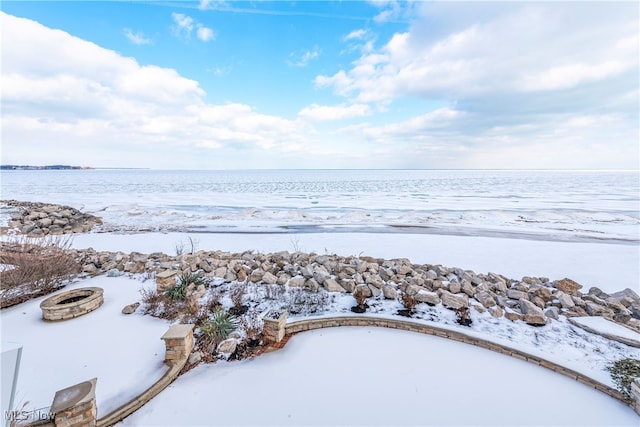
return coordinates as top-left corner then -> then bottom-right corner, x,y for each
69,247 -> 640,335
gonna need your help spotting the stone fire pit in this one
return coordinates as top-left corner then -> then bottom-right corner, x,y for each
40,287 -> 104,321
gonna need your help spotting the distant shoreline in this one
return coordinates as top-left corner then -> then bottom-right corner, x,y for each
0,165 -> 149,170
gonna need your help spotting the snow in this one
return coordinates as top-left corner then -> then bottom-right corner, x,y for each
119,327 -> 639,426
0,276 -> 170,417
571,316 -> 640,342
2,230 -> 639,424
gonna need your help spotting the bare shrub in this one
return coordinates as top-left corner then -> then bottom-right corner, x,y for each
230,283 -> 246,308
264,284 -> 285,300
285,287 -> 329,315
353,286 -> 369,309
399,292 -> 418,313
240,309 -> 264,342
0,235 -> 80,308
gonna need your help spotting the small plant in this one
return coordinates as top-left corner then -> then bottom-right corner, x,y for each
455,306 -> 472,327
164,282 -> 187,301
351,286 -> 369,313
240,310 -> 264,343
607,358 -> 640,401
175,236 -> 199,255
230,283 -> 246,309
200,310 -> 239,344
177,272 -> 207,288
399,292 -> 418,314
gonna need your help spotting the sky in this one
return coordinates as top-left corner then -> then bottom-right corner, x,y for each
1,1 -> 638,170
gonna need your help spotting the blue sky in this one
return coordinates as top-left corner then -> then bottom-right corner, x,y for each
1,1 -> 638,169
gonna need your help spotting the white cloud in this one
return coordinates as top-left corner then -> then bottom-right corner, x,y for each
344,29 -> 368,41
1,12 -> 307,169
288,47 -> 320,67
298,103 -> 370,122
196,25 -> 215,42
172,13 -> 194,37
318,3 -> 639,103
123,28 -> 151,45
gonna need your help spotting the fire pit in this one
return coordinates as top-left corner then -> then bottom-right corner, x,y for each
40,287 -> 104,321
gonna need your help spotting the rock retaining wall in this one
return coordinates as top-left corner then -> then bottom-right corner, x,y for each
2,200 -> 102,236
69,247 -> 640,333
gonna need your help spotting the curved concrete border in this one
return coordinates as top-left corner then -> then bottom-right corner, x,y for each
40,287 -> 104,321
285,316 -> 629,405
95,361 -> 185,427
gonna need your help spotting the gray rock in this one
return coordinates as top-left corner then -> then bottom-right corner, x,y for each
262,271 -> 278,285
440,292 -> 468,310
414,290 -> 440,306
106,268 -> 122,277
519,299 -> 546,325
188,351 -> 203,365
368,284 -> 382,298
122,302 -> 140,315
217,339 -> 237,358
544,306 -> 560,320
507,289 -> 528,301
449,281 -> 461,294
475,291 -> 497,308
323,278 -> 346,293
489,306 -> 504,318
382,284 -> 398,300
558,292 -> 575,309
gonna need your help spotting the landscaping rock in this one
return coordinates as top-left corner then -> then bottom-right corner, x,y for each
415,290 -> 440,306
323,278 -> 346,293
519,299 -> 546,325
440,292 -> 468,310
475,291 -> 497,308
382,284 -> 398,300
556,278 -> 582,296
216,339 -> 237,359
122,302 -> 140,315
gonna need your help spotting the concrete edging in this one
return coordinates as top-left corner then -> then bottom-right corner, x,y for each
285,316 -> 629,405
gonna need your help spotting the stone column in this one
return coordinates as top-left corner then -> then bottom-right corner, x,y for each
161,324 -> 195,363
51,378 -> 97,427
156,270 -> 178,292
262,310 -> 286,343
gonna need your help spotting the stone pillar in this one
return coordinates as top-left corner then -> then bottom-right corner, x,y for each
632,378 -> 640,415
262,310 -> 286,343
50,378 -> 97,427
156,270 -> 178,292
161,324 -> 195,363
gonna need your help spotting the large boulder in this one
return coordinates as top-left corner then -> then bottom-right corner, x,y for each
323,278 -> 346,293
414,290 -> 440,306
556,278 -> 582,296
382,284 -> 398,300
519,299 -> 546,326
440,292 -> 468,310
475,291 -> 497,308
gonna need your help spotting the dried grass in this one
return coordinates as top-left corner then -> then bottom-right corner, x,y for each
0,235 -> 80,308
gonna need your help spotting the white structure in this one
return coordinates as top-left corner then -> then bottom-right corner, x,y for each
1,342 -> 23,427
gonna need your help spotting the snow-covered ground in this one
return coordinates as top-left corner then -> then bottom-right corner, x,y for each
2,260 -> 639,424
119,326 -> 639,426
0,276 -> 169,418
